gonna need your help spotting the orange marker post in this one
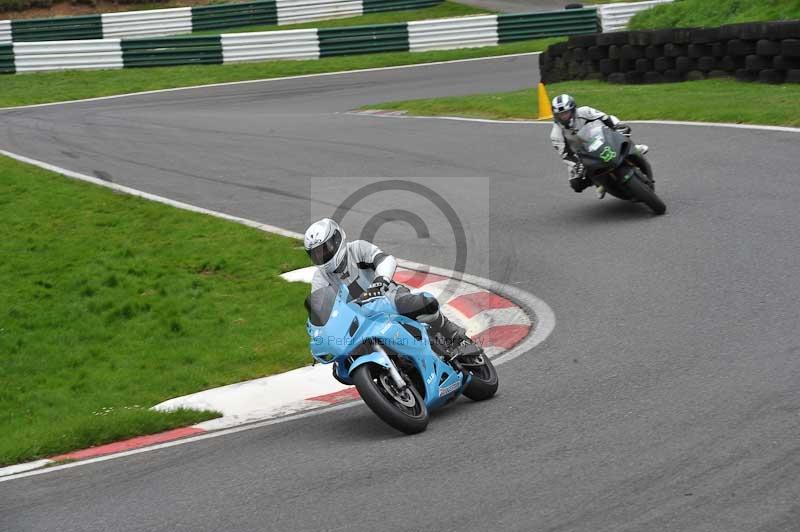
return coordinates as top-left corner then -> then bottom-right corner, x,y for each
537,83 -> 553,120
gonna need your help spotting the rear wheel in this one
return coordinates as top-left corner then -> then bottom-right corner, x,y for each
352,364 -> 428,434
461,352 -> 499,401
626,172 -> 666,215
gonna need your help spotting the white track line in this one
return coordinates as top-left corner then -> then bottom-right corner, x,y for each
630,120 -> 800,134
349,111 -> 800,133
0,459 -> 53,477
0,149 -> 554,483
0,52 -> 541,112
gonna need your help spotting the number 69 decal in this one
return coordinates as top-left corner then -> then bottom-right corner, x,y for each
600,146 -> 617,163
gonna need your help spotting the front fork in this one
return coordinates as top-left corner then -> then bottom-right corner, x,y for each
376,344 -> 408,390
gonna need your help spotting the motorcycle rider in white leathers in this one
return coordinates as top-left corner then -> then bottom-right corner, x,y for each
303,219 -> 481,382
550,93 -> 649,196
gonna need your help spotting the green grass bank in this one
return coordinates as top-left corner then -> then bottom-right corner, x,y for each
362,79 -> 800,127
629,0 -> 800,30
0,154 -> 311,465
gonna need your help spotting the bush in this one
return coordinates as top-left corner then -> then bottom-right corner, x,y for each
0,0 -> 171,14
0,0 -> 54,13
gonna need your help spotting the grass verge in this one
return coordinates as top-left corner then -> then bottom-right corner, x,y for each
629,0 -> 800,30
0,38 -> 560,109
192,2 -> 490,35
361,79 -> 800,127
582,0 -> 646,3
0,154 -> 312,466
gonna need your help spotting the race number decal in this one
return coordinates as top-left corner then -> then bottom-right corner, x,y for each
600,146 -> 617,163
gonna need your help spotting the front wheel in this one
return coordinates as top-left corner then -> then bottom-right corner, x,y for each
626,173 -> 666,215
461,352 -> 499,401
352,364 -> 429,434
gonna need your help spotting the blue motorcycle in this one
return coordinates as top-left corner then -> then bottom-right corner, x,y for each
305,284 -> 498,434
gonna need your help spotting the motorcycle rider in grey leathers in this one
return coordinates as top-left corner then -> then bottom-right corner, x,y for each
550,93 -> 649,197
303,218 -> 481,383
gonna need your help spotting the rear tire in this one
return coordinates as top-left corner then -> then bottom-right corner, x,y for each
352,364 -> 428,434
626,173 -> 666,215
461,352 -> 499,401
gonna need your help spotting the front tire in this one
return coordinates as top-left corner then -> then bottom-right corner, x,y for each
626,173 -> 666,215
461,352 -> 499,401
352,364 -> 429,434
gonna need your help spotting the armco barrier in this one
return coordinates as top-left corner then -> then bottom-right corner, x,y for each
408,15 -> 497,52
11,14 -> 103,42
598,0 -> 672,33
192,1 -> 277,32
276,0 -> 362,25
0,0 -> 440,44
121,35 -> 223,67
497,8 -> 597,43
102,8 -> 193,38
0,43 -> 13,73
318,22 -> 409,56
0,20 -> 10,43
221,28 -> 319,61
13,39 -> 122,72
1,7 -> 599,74
540,20 -> 800,85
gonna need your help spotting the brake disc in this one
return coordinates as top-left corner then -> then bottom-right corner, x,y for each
379,374 -> 416,407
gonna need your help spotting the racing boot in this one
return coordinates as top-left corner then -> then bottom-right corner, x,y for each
636,144 -> 649,155
421,311 -> 482,361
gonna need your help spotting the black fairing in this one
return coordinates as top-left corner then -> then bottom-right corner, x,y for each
577,126 -> 630,174
575,123 -> 653,200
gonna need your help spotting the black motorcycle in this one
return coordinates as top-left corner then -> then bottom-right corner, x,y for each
575,122 -> 666,215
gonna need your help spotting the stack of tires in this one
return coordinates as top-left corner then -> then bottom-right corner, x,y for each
540,20 -> 800,84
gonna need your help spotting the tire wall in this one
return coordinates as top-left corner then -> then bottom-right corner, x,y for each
540,20 -> 800,85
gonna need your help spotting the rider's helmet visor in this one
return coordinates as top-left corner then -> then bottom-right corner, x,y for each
307,229 -> 343,266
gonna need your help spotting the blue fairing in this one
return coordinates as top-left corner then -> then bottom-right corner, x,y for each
348,351 -> 392,372
306,284 -> 469,410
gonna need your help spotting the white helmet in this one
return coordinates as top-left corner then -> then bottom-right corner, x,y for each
552,93 -> 577,129
304,218 -> 347,273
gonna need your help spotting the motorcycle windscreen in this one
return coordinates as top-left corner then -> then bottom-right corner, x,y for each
576,121 -> 605,151
305,284 -> 339,326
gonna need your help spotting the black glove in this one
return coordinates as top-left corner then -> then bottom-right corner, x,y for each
569,163 -> 588,193
569,176 -> 589,193
615,123 -> 632,136
356,276 -> 390,302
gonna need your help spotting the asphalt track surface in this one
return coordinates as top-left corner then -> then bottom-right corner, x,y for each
2,54 -> 799,532
456,0 -> 577,14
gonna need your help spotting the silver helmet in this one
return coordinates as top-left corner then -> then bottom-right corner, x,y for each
304,218 -> 347,273
551,93 -> 577,129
